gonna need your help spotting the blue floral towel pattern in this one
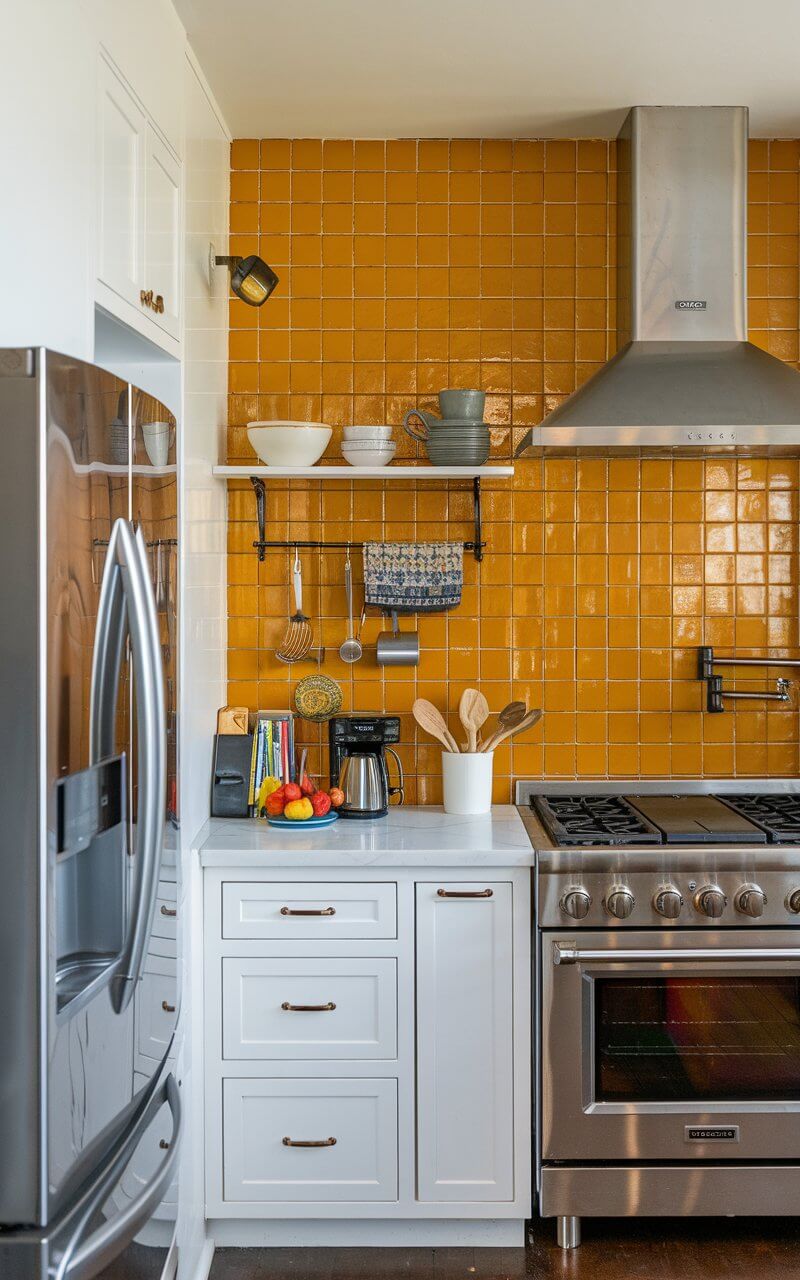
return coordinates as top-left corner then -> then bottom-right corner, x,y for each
363,541 -> 463,613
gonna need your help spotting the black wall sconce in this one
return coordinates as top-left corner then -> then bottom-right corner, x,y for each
215,253 -> 279,306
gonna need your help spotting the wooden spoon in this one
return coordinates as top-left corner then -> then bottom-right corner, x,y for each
483,707 -> 542,753
413,698 -> 460,754
480,700 -> 527,753
481,701 -> 528,752
459,687 -> 490,754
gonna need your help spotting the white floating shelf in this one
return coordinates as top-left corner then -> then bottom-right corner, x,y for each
213,464 -> 514,480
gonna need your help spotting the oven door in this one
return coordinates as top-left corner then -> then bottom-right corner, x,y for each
541,929 -> 800,1163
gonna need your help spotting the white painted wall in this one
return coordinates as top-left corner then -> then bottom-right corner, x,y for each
176,48 -> 229,1280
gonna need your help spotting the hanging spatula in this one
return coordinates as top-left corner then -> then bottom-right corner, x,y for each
276,550 -> 313,663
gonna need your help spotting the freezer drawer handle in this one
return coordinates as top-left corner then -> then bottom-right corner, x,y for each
160,904 -> 177,917
161,1000 -> 176,1013
437,887 -> 493,898
52,1073 -> 181,1280
280,905 -> 336,916
281,1001 -> 336,1012
282,1136 -> 337,1148
89,518 -> 166,1015
553,943 -> 800,966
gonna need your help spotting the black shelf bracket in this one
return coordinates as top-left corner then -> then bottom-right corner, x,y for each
697,645 -> 796,713
249,474 -> 487,563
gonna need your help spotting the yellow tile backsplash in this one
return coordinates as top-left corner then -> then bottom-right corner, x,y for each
227,138 -> 800,801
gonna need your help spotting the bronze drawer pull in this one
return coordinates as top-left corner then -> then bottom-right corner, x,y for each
437,888 -> 493,898
159,1139 -> 170,1150
282,1136 -> 337,1148
280,906 -> 336,916
281,1001 -> 336,1012
160,905 -> 177,917
161,1000 -> 176,1013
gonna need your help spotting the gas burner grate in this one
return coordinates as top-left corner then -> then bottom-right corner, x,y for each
716,793 -> 800,844
532,795 -> 663,847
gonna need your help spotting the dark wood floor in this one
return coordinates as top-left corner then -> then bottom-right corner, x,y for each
209,1216 -> 800,1280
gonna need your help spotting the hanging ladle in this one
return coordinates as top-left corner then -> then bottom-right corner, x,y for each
339,547 -> 363,663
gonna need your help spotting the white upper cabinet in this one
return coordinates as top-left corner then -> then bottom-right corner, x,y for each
95,52 -> 182,354
143,124 -> 181,340
97,57 -> 146,311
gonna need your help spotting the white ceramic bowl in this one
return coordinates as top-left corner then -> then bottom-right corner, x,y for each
342,442 -> 397,468
344,424 -> 394,441
247,421 -> 332,467
339,438 -> 396,450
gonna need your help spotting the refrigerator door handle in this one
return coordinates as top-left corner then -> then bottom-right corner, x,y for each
50,1074 -> 181,1280
89,518 -> 166,1014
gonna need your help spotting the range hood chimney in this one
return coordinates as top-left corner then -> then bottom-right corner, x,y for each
516,106 -> 800,454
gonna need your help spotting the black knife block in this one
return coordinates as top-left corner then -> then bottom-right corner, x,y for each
211,734 -> 254,818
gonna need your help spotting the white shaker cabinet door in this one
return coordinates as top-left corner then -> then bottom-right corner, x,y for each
415,882 -> 514,1202
142,124 -> 181,340
97,56 -> 146,309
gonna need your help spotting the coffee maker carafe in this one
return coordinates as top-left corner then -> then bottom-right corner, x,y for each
329,715 -> 404,819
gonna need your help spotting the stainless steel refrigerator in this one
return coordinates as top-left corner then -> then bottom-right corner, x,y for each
0,349 -> 181,1280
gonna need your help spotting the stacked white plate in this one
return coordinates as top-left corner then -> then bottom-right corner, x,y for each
342,424 -> 396,468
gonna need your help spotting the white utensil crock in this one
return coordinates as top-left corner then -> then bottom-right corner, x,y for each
441,751 -> 494,815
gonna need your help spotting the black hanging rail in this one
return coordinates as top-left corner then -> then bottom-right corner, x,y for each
249,475 -> 486,563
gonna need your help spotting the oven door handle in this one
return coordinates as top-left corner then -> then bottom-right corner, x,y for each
553,943 -> 800,966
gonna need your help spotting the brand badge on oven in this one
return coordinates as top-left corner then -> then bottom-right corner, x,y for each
684,1125 -> 740,1142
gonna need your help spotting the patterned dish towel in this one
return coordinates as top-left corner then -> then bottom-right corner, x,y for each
363,541 -> 463,613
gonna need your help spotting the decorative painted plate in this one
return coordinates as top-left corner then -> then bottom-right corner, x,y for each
267,811 -> 339,829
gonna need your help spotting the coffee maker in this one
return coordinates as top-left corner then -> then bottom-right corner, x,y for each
328,715 -> 404,819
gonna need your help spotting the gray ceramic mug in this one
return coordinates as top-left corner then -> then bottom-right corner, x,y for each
438,389 -> 485,420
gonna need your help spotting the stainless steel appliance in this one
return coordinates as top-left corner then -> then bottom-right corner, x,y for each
515,106 -> 800,454
0,349 -> 180,1280
516,779 -> 800,1250
329,714 -> 404,818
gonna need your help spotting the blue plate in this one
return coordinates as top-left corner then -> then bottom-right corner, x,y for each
267,810 -> 339,830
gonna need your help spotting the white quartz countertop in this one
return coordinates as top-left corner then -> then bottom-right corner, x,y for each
197,805 -> 534,868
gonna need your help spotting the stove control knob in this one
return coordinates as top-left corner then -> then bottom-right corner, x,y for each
787,889 -> 800,915
560,887 -> 592,920
734,884 -> 767,918
693,885 -> 727,919
653,885 -> 683,919
605,886 -> 635,920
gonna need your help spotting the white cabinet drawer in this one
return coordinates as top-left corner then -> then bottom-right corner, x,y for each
222,958 -> 397,1060
222,882 -> 397,940
137,956 -> 177,1064
222,1078 -> 398,1202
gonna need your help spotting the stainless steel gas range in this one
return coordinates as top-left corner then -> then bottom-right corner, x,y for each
516,779 -> 800,1251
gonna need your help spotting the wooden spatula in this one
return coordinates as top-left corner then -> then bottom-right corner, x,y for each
459,687 -> 489,754
413,698 -> 460,754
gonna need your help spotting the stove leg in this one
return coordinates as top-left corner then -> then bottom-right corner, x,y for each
557,1216 -> 581,1250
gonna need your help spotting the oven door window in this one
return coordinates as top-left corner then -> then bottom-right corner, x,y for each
595,976 -> 800,1102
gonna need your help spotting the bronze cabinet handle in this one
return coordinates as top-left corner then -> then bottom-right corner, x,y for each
281,1001 -> 336,1012
161,1000 -> 176,1013
160,905 -> 177,917
282,1136 -> 337,1148
280,906 -> 336,916
437,888 -> 493,898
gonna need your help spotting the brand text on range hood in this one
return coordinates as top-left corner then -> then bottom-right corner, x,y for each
516,106 -> 800,453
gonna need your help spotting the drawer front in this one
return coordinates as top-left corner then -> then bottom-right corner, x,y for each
221,882 -> 397,940
222,958 -> 397,1060
137,957 -> 178,1063
152,880 -> 177,939
222,1078 -> 398,1202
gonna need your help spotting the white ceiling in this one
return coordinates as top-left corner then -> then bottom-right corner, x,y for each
177,0 -> 800,140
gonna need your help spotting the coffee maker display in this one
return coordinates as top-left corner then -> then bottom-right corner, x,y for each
329,715 -> 404,819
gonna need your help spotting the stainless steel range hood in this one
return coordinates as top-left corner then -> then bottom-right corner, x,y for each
516,106 -> 800,455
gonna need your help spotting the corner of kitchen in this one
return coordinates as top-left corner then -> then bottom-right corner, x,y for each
2,4 -> 800,1280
